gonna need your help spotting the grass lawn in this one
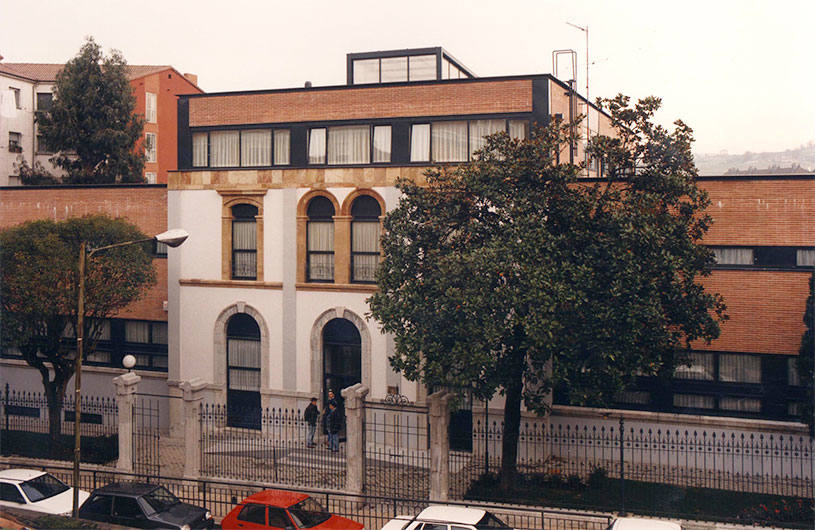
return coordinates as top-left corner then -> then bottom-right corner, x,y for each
466,472 -> 814,528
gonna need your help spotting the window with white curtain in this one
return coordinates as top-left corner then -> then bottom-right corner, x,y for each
192,133 -> 208,167
719,354 -> 761,383
509,120 -> 529,140
797,249 -> 815,267
674,352 -> 715,380
673,394 -> 715,409
145,172 -> 156,184
274,129 -> 290,165
307,197 -> 334,281
410,124 -> 430,162
408,55 -> 436,81
373,126 -> 391,163
232,204 -> 258,280
351,196 -> 382,283
469,119 -> 505,157
152,322 -> 168,345
241,129 -> 271,166
713,247 -> 754,265
145,92 -> 157,123
145,133 -> 157,163
327,125 -> 370,165
432,121 -> 468,162
125,321 -> 150,343
211,130 -> 239,167
720,397 -> 761,413
353,59 -> 380,84
381,57 -> 408,82
227,314 -> 261,392
308,128 -> 326,164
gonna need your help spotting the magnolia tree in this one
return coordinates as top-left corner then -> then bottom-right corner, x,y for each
369,95 -> 727,489
0,215 -> 156,446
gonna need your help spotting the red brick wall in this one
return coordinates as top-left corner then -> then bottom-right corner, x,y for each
189,79 -> 533,126
0,186 -> 168,321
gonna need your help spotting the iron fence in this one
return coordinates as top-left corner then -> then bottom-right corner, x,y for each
364,401 -> 430,498
200,403 -> 345,489
133,397 -> 160,476
0,458 -> 608,530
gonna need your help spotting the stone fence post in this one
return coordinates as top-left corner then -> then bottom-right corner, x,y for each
428,389 -> 453,502
181,378 -> 207,479
341,383 -> 369,495
113,371 -> 141,473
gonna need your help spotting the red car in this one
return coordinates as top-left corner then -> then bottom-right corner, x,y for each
221,490 -> 364,530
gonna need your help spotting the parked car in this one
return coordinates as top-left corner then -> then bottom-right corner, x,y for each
221,489 -> 364,529
607,516 -> 682,530
0,468 -> 89,515
77,482 -> 213,528
381,505 -> 513,530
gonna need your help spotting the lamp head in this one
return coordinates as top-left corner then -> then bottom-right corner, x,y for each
123,354 -> 136,371
155,229 -> 189,248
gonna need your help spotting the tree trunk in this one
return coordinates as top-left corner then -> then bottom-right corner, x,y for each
499,363 -> 524,491
43,375 -> 69,453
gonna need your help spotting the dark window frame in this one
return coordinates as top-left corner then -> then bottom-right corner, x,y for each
231,204 -> 259,280
350,195 -> 382,284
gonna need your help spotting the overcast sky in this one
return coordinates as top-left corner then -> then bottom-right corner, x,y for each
1,0 -> 812,155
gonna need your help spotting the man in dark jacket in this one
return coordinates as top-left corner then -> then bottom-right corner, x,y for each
326,402 -> 342,452
304,397 -> 319,448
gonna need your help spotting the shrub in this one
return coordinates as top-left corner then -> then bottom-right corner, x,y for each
588,466 -> 608,489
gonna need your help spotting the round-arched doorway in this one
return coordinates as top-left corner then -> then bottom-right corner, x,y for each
322,318 -> 361,407
226,313 -> 261,429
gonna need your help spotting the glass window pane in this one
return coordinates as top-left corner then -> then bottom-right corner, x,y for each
432,121 -> 468,162
125,321 -> 150,343
796,249 -> 815,267
233,220 -> 257,250
352,221 -> 380,253
308,128 -> 326,164
308,221 -> 334,252
674,352 -> 714,380
408,55 -> 436,81
192,133 -> 208,167
720,397 -> 761,413
509,120 -> 529,140
308,254 -> 334,281
274,129 -> 290,165
714,247 -> 753,265
353,59 -> 380,84
210,131 -> 239,167
469,119 -> 506,158
673,394 -> 714,409
152,322 -> 168,345
241,129 -> 271,166
373,126 -> 391,163
327,125 -> 370,165
788,358 -> 800,386
410,124 -> 430,162
381,57 -> 408,83
720,354 -> 761,383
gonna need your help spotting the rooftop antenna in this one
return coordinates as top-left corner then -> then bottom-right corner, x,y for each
567,22 -> 591,176
552,50 -> 578,165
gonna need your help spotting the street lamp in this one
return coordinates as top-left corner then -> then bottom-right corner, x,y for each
72,228 -> 188,517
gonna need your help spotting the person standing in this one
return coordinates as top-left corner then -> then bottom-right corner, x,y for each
304,397 -> 319,448
326,402 -> 342,452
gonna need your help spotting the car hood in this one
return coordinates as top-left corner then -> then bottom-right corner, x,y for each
151,502 -> 209,526
32,488 -> 90,515
315,514 -> 364,529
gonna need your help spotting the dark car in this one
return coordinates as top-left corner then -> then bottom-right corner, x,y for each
78,482 -> 213,529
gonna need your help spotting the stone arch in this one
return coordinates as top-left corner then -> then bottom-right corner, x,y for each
340,188 -> 386,217
309,307 -> 372,399
213,302 -> 271,395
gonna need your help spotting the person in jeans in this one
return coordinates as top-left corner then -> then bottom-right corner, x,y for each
326,402 -> 342,452
304,397 -> 319,448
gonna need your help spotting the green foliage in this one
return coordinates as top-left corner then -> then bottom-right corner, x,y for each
13,158 -> 62,185
36,37 -> 144,184
369,94 -> 726,484
0,215 -> 156,438
798,272 -> 814,434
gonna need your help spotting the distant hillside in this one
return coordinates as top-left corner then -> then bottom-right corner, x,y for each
693,141 -> 815,176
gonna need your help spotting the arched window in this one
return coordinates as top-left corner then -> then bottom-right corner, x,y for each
322,318 -> 361,405
226,313 -> 261,429
232,204 -> 258,280
350,196 -> 381,283
307,197 -> 335,282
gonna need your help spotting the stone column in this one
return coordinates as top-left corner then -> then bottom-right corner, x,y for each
181,378 -> 207,479
341,383 -> 369,494
113,371 -> 141,473
334,215 -> 352,284
428,390 -> 453,502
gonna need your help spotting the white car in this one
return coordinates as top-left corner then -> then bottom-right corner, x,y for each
381,505 -> 513,530
0,469 -> 90,515
607,516 -> 682,530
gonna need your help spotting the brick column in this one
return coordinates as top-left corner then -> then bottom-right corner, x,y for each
181,378 -> 207,479
428,390 -> 453,502
113,372 -> 141,473
341,383 -> 369,494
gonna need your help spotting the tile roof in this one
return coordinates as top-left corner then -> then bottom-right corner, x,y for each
0,63 -> 174,82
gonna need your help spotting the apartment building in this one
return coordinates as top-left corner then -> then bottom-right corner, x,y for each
0,62 -> 203,185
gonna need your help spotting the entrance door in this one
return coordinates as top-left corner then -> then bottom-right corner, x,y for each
322,318 -> 361,414
226,313 -> 261,429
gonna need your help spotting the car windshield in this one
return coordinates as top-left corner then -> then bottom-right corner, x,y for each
287,496 -> 331,528
20,473 -> 70,502
142,486 -> 180,512
476,511 -> 511,529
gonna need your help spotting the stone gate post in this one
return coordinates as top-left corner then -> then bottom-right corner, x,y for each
428,389 -> 453,502
341,383 -> 369,494
181,378 -> 207,479
113,371 -> 141,473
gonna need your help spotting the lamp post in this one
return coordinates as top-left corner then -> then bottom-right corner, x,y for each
72,228 -> 188,517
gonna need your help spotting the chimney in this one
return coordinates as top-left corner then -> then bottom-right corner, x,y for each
304,81 -> 312,88
183,73 -> 198,86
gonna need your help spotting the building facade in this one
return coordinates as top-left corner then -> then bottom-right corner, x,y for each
0,63 -> 202,186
